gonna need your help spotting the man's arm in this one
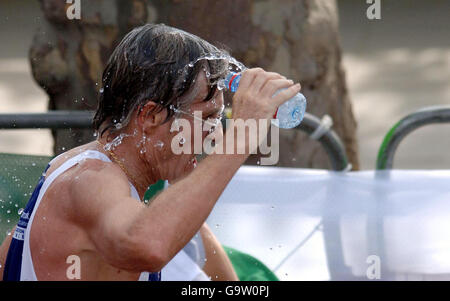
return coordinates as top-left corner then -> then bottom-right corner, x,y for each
201,223 -> 239,281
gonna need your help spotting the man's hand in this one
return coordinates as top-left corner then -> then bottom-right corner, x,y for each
231,68 -> 300,123
226,68 -> 301,154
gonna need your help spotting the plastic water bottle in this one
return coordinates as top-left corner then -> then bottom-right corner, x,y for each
223,72 -> 307,129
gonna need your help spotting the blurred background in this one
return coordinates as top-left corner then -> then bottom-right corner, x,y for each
0,0 -> 449,170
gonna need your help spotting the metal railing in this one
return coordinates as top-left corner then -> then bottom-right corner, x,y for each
376,106 -> 450,170
0,111 -> 94,129
0,110 -> 350,171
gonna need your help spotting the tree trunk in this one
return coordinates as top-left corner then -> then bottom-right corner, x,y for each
30,0 -> 148,154
30,0 -> 359,169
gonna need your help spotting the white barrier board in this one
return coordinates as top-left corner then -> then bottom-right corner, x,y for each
207,167 -> 450,280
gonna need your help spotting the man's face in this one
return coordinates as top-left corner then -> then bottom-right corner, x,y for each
143,69 -> 225,183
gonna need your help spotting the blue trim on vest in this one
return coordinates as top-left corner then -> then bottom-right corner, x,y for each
149,272 -> 161,281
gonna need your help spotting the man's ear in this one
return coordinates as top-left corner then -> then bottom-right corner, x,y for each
137,101 -> 168,131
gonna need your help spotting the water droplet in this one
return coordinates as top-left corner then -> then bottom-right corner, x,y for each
6,209 -> 10,214
104,133 -> 133,151
154,141 -> 164,149
6,230 -> 11,236
18,208 -> 24,215
32,162 -> 36,167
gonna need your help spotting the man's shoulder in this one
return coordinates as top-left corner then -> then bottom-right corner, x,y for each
68,157 -> 131,204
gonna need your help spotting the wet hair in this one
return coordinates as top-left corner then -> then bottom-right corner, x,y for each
93,23 -> 229,137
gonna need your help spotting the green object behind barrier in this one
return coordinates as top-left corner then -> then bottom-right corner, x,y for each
0,153 -> 52,241
223,246 -> 279,281
144,179 -> 166,202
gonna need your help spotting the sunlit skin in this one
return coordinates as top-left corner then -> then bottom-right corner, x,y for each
0,67 -> 300,280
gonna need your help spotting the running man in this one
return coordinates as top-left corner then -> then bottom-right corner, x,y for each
0,24 -> 300,280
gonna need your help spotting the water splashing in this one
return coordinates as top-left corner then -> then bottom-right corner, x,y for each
169,106 -> 220,128
103,132 -> 135,151
181,53 -> 246,89
186,53 -> 246,72
154,141 -> 164,149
